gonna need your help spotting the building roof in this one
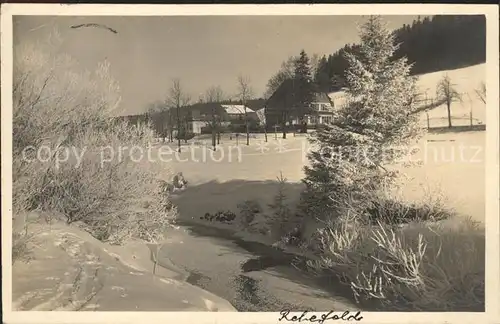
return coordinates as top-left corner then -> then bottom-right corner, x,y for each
313,92 -> 331,103
221,104 -> 254,115
266,79 -> 332,109
245,98 -> 266,111
185,102 -> 226,116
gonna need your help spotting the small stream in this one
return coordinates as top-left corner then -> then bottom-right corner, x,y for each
159,222 -> 365,312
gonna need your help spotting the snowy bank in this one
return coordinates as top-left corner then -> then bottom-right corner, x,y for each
12,220 -> 237,311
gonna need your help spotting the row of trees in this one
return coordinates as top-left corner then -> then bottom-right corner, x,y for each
147,74 -> 257,152
263,15 -> 487,133
313,15 -> 486,92
147,15 -> 487,153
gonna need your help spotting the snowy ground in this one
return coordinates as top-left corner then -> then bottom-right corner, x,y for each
149,129 -> 485,311
415,63 -> 486,128
154,129 -> 485,224
391,131 -> 485,222
155,63 -> 487,224
11,220 -> 237,312
108,63 -> 486,311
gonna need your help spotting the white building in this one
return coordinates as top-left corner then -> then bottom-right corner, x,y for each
221,104 -> 258,122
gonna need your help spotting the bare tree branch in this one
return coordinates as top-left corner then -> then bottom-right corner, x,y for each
205,85 -> 225,103
264,56 -> 296,99
436,75 -> 462,128
204,85 -> 226,150
237,74 -> 254,146
166,78 -> 191,152
475,82 -> 486,104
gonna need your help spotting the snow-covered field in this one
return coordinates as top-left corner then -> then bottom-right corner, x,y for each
159,130 -> 484,225
393,131 -> 485,222
158,64 -> 486,224
415,63 -> 486,128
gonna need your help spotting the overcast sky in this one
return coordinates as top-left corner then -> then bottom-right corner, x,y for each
14,15 -> 425,116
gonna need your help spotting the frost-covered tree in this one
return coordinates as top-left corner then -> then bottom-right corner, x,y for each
300,16 -> 423,221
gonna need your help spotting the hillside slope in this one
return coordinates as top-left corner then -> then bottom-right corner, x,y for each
415,63 -> 486,127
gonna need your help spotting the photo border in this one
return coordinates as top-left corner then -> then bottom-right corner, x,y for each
2,4 -> 499,324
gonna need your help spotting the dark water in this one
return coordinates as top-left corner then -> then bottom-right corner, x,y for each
182,227 -> 303,311
181,221 -> 301,267
185,270 -> 211,286
176,221 -> 357,312
167,221 -> 483,312
186,270 -> 306,311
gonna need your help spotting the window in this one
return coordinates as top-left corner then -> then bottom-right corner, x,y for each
322,116 -> 333,124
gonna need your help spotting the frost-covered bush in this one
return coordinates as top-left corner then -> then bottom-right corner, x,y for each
13,32 -> 177,245
237,200 -> 263,227
307,213 -> 484,311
